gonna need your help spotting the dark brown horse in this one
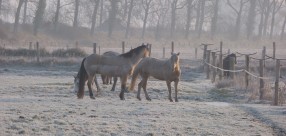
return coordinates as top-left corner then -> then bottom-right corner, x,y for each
75,44 -> 149,99
223,53 -> 237,77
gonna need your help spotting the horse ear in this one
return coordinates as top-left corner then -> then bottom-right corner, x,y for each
177,52 -> 180,56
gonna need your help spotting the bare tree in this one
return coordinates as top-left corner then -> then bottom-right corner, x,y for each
73,0 -> 79,28
99,0 -> 104,26
262,0 -> 272,36
194,1 -> 201,32
227,0 -> 248,39
14,0 -> 24,33
281,15 -> 286,40
108,0 -> 119,38
198,0 -> 206,38
125,0 -> 134,38
185,0 -> 194,39
246,0 -> 256,40
211,0 -> 219,38
0,0 -> 2,17
141,0 -> 153,39
33,0 -> 46,36
22,0 -> 28,24
90,0 -> 100,35
54,0 -> 60,30
269,0 -> 284,39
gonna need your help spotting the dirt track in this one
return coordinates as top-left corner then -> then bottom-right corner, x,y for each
0,60 -> 285,136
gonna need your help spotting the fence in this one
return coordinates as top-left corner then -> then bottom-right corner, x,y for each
201,41 -> 285,106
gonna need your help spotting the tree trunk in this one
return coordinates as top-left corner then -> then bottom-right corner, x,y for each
90,0 -> 100,35
281,16 -> 286,40
141,0 -> 151,39
22,0 -> 28,24
211,0 -> 219,38
14,0 -> 24,33
108,0 -> 118,38
185,0 -> 193,39
54,0 -> 60,30
195,1 -> 201,32
123,0 -> 128,20
246,0 -> 256,39
198,0 -> 205,38
263,1 -> 271,36
258,12 -> 264,39
170,0 -> 178,38
269,3 -> 276,39
125,0 -> 134,38
155,18 -> 160,40
99,0 -> 103,26
0,0 -> 2,17
33,0 -> 46,36
73,0 -> 79,28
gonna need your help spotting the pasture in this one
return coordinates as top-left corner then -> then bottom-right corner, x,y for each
0,42 -> 286,135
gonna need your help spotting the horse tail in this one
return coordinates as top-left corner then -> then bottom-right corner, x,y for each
77,58 -> 87,99
129,64 -> 141,91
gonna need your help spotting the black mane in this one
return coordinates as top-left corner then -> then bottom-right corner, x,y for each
120,44 -> 148,58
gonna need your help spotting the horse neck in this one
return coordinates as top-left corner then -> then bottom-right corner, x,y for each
127,53 -> 144,66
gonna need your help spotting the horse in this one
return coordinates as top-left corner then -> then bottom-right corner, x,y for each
75,44 -> 149,99
223,53 -> 237,77
100,51 -> 120,91
129,53 -> 181,102
73,51 -> 120,93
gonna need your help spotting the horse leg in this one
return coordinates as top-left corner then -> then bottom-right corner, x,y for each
110,77 -> 117,91
166,81 -> 173,102
94,75 -> 101,96
137,80 -> 143,101
142,77 -> 151,101
174,79 -> 179,102
87,76 -> 95,99
119,76 -> 128,100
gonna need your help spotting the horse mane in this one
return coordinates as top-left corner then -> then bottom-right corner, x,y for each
120,44 -> 147,58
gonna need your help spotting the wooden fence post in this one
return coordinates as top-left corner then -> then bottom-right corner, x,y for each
227,49 -> 230,55
93,43 -> 97,54
122,41 -> 125,53
195,47 -> 197,59
229,57 -> 235,79
262,46 -> 266,67
259,59 -> 264,100
212,52 -> 217,83
219,41 -> 223,80
273,42 -> 276,59
36,42 -> 40,63
203,44 -> 208,70
98,46 -> 101,55
274,59 -> 280,106
245,55 -> 250,88
206,50 -> 211,79
171,41 -> 174,54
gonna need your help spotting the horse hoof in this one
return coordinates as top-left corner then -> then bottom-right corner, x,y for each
137,97 -> 141,101
90,96 -> 95,99
120,97 -> 125,100
175,99 -> 178,102
169,99 -> 173,102
110,89 -> 115,92
147,98 -> 151,101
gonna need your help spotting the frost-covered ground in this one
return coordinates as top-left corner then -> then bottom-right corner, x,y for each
0,59 -> 285,136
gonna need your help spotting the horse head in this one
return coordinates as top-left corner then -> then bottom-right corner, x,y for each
170,52 -> 180,72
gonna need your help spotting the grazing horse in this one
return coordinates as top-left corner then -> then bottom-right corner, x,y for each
75,44 -> 149,99
129,53 -> 181,102
223,53 -> 237,77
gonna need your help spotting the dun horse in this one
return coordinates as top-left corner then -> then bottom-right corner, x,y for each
73,51 -> 120,93
223,53 -> 237,77
75,44 -> 149,99
129,53 -> 181,102
100,51 -> 120,91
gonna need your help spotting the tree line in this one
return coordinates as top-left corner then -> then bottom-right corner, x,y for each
1,0 -> 286,40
